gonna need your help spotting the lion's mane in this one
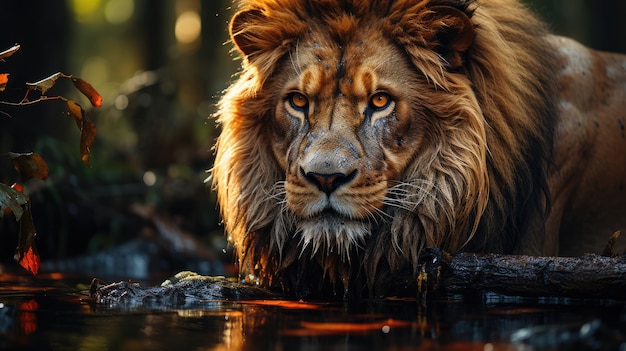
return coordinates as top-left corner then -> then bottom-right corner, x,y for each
212,0 -> 559,297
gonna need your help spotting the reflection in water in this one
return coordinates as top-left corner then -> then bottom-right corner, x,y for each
18,300 -> 38,336
175,310 -> 245,350
0,273 -> 624,350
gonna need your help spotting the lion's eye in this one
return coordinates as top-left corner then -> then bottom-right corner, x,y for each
289,93 -> 309,111
369,92 -> 391,110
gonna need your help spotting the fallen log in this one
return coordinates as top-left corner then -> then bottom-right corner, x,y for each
91,238 -> 626,306
418,248 -> 626,300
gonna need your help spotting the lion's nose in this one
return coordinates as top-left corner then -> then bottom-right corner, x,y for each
302,169 -> 357,195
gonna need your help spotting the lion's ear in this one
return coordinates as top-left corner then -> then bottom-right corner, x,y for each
425,6 -> 475,69
230,8 -> 267,59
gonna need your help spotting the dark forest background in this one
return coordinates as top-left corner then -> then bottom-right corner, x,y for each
0,0 -> 624,279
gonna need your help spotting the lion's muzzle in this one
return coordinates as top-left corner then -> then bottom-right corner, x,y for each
302,169 -> 358,195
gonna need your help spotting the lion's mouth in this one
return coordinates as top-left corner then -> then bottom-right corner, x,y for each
296,208 -> 371,258
308,208 -> 356,223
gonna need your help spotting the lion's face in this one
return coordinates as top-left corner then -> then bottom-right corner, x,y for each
218,0 -> 488,275
269,33 -> 428,256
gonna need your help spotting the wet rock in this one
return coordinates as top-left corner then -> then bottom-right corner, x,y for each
90,271 -> 277,310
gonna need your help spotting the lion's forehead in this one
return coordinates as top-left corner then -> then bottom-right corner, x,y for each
295,35 -> 394,100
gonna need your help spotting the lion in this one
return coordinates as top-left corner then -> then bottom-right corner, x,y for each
211,0 -> 626,298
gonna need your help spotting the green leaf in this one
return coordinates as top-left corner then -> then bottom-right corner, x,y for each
0,183 -> 28,220
25,72 -> 64,95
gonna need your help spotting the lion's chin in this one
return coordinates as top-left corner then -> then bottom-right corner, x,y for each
297,212 -> 371,260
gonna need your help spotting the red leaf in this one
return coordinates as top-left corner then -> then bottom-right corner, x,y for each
72,77 -> 103,108
11,183 -> 24,193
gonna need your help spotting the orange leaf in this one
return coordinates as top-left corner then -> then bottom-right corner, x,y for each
25,72 -> 64,95
18,246 -> 40,276
0,73 -> 9,92
72,77 -> 103,107
80,118 -> 97,167
0,44 -> 20,60
65,99 -> 84,129
9,152 -> 49,182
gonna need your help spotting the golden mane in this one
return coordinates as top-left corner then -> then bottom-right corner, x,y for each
212,0 -> 558,297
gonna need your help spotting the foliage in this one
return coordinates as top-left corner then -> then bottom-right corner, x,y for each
0,44 -> 102,275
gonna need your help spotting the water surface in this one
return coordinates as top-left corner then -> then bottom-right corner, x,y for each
0,273 -> 624,350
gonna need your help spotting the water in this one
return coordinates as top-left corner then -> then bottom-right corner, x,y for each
1,273 -> 625,350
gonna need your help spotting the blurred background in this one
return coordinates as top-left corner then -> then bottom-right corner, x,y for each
0,0 -> 624,282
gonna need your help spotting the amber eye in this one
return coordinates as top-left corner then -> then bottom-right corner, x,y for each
289,93 -> 309,110
369,92 -> 391,110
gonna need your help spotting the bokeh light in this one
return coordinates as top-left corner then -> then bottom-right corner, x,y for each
104,0 -> 134,24
175,11 -> 202,45
70,0 -> 102,22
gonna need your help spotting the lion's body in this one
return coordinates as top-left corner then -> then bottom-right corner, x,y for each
546,36 -> 626,255
212,0 -> 626,297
